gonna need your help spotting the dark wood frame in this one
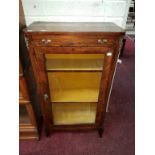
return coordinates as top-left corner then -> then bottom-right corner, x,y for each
24,22 -> 124,137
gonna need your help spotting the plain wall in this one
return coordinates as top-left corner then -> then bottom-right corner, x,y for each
21,0 -> 131,28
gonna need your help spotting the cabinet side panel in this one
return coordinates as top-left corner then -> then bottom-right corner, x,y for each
26,36 -> 52,133
96,38 -> 121,126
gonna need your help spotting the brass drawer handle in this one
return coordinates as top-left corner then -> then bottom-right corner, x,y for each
106,52 -> 112,56
41,39 -> 46,43
41,39 -> 51,44
98,39 -> 108,44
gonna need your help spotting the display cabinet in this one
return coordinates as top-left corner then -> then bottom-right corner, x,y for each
24,22 -> 125,137
19,61 -> 39,140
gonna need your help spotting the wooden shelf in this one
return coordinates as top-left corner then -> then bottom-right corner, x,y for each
52,102 -> 97,125
45,54 -> 104,71
48,72 -> 102,102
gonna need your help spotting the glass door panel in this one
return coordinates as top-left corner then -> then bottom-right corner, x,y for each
45,53 -> 105,125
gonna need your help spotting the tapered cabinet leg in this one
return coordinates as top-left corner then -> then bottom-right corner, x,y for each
45,127 -> 50,137
98,127 -> 104,138
119,38 -> 126,58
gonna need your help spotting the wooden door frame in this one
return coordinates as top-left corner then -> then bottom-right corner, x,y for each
32,45 -> 117,129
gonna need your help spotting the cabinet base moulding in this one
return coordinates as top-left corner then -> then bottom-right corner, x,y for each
19,125 -> 39,140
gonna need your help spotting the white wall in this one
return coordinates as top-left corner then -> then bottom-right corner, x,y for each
21,0 -> 131,28
19,0 -> 26,25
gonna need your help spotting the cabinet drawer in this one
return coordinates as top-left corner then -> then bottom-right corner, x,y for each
32,35 -> 115,47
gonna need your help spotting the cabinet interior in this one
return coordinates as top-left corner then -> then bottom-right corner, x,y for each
45,53 -> 104,125
48,72 -> 102,102
52,102 -> 97,125
45,54 -> 104,71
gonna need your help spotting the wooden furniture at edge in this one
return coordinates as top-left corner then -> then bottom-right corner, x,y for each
24,22 -> 125,137
19,60 -> 39,140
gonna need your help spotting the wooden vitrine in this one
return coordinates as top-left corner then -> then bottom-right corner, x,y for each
19,60 -> 39,140
24,22 -> 125,137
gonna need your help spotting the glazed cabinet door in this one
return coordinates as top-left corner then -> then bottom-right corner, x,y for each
33,46 -> 114,127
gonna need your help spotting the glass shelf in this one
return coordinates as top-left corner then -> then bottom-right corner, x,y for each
52,102 -> 97,125
45,54 -> 104,71
48,72 -> 102,102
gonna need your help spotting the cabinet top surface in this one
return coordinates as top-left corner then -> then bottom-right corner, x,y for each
25,22 -> 125,33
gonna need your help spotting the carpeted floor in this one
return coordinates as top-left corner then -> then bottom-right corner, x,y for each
19,37 -> 135,155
